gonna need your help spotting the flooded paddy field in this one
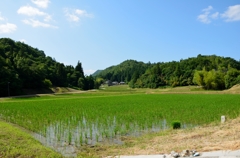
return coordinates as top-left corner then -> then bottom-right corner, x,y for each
1,89 -> 240,157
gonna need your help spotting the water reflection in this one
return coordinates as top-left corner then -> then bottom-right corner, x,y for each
33,118 -> 192,157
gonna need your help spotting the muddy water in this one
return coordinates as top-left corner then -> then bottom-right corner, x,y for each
33,119 -> 193,157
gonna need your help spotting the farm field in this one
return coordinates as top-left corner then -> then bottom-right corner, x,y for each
0,85 -> 240,157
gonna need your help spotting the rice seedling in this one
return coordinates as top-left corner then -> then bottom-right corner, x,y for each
0,93 -> 240,151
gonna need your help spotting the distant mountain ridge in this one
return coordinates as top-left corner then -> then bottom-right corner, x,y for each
92,70 -> 103,76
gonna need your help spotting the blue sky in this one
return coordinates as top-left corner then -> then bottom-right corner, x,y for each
0,0 -> 240,75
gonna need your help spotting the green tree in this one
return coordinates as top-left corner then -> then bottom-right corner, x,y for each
193,67 -> 208,87
78,77 -> 85,90
75,61 -> 84,78
94,77 -> 104,89
194,69 -> 225,90
43,79 -> 52,88
85,75 -> 94,90
225,68 -> 240,89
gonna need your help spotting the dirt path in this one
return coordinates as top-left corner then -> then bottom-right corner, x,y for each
0,90 -> 89,100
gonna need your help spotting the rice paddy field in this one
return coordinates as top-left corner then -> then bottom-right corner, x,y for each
0,85 -> 240,157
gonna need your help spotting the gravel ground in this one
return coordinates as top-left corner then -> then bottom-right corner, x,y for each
115,150 -> 240,158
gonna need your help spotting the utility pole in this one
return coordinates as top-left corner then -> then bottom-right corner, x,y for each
8,82 -> 10,97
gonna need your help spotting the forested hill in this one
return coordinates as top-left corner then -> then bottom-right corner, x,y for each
96,59 -> 152,82
95,55 -> 240,90
0,38 -> 100,97
92,70 -> 103,77
1,37 -> 239,97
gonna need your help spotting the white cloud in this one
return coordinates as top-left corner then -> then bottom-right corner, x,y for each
31,0 -> 50,9
17,6 -> 51,21
18,5 -> 56,28
64,8 -> 93,22
0,23 -> 17,34
22,19 -> 57,28
197,14 -> 211,24
198,5 -> 240,24
221,4 -> 240,22
20,39 -> 27,43
203,6 -> 213,12
197,6 -> 213,24
75,9 -> 93,18
211,12 -> 219,19
84,69 -> 96,75
67,13 -> 79,22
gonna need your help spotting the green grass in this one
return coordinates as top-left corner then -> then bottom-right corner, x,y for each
1,93 -> 240,138
0,120 -> 62,158
1,86 -> 240,157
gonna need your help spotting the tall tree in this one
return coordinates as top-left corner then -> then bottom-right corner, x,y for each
75,61 -> 84,78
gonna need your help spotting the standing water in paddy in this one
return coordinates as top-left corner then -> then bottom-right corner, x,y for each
0,93 -> 240,156
33,116 -> 173,156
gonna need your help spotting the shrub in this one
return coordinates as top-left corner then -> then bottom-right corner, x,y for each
171,121 -> 181,129
43,79 -> 52,88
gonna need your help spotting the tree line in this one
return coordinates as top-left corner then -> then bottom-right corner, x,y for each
96,54 -> 240,90
0,38 -> 102,97
1,37 -> 239,97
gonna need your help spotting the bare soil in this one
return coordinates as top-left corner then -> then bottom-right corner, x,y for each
223,84 -> 240,94
101,117 -> 240,156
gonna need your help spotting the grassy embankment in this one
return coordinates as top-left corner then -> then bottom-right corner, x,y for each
0,120 -> 62,158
